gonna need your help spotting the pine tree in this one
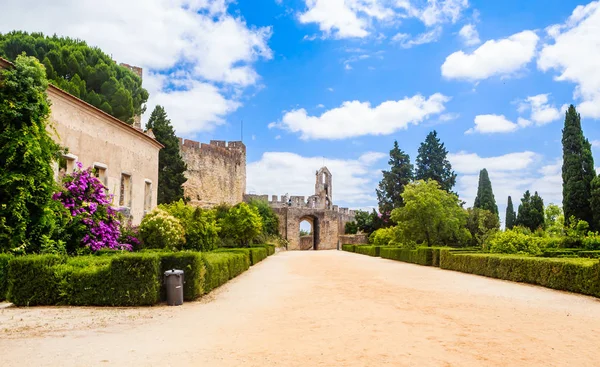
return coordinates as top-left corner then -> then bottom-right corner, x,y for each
473,168 -> 498,215
505,196 -> 516,229
562,105 -> 595,226
516,190 -> 545,231
415,130 -> 457,192
146,106 -> 187,204
376,141 -> 413,217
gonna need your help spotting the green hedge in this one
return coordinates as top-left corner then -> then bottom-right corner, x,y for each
578,251 -> 600,259
380,247 -> 434,266
341,244 -> 356,252
7,255 -> 65,306
158,252 -> 206,301
539,248 -> 584,258
202,252 -> 249,294
440,250 -> 600,297
249,247 -> 268,264
0,254 -> 13,301
355,246 -> 378,257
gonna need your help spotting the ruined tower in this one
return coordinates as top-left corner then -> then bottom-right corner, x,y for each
315,166 -> 332,209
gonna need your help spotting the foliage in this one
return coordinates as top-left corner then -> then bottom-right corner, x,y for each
0,31 -> 148,124
486,228 -> 541,255
355,245 -> 379,257
146,106 -> 187,204
218,203 -> 263,246
380,247 -> 437,266
591,175 -> 600,231
562,105 -> 595,227
414,130 -> 457,193
202,252 -> 249,293
0,54 -> 63,254
7,254 -> 64,305
160,200 -> 219,251
369,227 -> 398,247
505,196 -> 516,230
53,163 -> 134,253
376,140 -> 413,217
473,169 -> 498,215
583,233 -> 600,250
139,208 -> 186,250
299,229 -> 310,237
247,198 -> 279,236
465,208 -> 499,247
341,244 -> 356,252
391,180 -> 470,247
353,209 -> 378,236
544,204 -> 564,236
0,253 -> 13,301
344,221 -> 358,234
516,190 -> 545,231
562,216 -> 589,248
440,250 -> 600,298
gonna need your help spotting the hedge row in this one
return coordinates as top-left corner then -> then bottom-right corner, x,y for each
341,244 -> 356,252
6,247 -> 276,307
440,250 -> 600,298
380,247 -> 434,266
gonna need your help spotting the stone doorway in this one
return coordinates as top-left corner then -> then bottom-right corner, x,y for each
299,215 -> 319,250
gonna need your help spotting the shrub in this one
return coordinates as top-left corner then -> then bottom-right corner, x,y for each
214,247 -> 267,266
380,247 -> 433,266
486,229 -> 541,255
160,200 -> 219,251
202,252 -> 248,293
247,199 -> 280,236
583,233 -> 600,250
7,255 -> 65,306
355,246 -> 378,257
0,253 -> 13,301
345,221 -> 358,234
440,250 -> 600,297
139,208 -> 185,250
218,203 -> 263,246
578,251 -> 600,259
370,227 -> 396,246
539,248 -> 584,258
342,244 -> 356,252
158,252 -> 206,301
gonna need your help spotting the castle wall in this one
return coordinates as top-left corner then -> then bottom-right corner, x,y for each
180,139 -> 246,208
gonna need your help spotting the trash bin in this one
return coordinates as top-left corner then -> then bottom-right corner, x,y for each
164,269 -> 184,306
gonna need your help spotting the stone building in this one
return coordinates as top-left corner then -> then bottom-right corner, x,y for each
179,139 -> 246,208
0,57 -> 162,225
244,167 -> 355,250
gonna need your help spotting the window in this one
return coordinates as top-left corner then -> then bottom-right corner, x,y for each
93,162 -> 108,186
144,180 -> 152,213
58,154 -> 77,179
119,173 -> 132,207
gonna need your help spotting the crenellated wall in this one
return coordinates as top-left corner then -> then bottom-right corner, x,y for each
179,139 -> 246,208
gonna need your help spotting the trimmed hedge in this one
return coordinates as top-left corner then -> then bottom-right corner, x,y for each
380,247 -> 433,266
0,253 -> 13,301
355,246 -> 378,257
8,255 -> 65,306
578,251 -> 600,259
342,244 -> 356,252
158,252 -> 206,301
539,248 -> 584,258
202,252 -> 249,293
440,250 -> 600,297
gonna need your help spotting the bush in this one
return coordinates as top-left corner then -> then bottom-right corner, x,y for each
341,244 -> 356,252
139,208 -> 185,250
214,247 -> 267,266
440,250 -> 600,297
202,252 -> 249,293
583,233 -> 600,250
380,247 -> 435,266
158,252 -> 206,301
160,200 -> 219,252
0,253 -> 14,301
7,255 -> 65,306
370,227 -> 396,246
218,203 -> 263,246
539,248 -> 584,258
355,246 -> 378,257
247,199 -> 279,236
578,251 -> 600,259
486,229 -> 541,255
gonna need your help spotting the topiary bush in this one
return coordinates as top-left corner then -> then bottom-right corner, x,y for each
139,208 -> 185,250
0,253 -> 14,301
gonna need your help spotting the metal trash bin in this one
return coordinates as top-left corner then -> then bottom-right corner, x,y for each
164,269 -> 184,306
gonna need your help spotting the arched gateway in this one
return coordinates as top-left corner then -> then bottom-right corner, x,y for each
244,167 -> 355,250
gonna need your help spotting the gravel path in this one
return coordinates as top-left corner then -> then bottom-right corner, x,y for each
1,251 -> 600,366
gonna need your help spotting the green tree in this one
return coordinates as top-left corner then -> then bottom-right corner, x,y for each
218,203 -> 263,246
516,190 -> 545,231
0,31 -> 148,124
376,140 -> 413,217
590,175 -> 600,231
505,196 -> 516,230
390,180 -> 470,247
473,168 -> 498,215
159,200 -> 219,251
561,105 -> 595,227
0,55 -> 62,253
415,130 -> 457,193
344,221 -> 358,234
146,105 -> 187,204
545,203 -> 564,236
247,198 -> 279,236
465,208 -> 500,247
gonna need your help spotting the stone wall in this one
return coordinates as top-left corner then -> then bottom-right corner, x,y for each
338,234 -> 369,245
299,236 -> 314,250
179,139 -> 246,208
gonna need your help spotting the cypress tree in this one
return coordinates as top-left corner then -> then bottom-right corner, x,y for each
562,105 -> 595,226
376,140 -> 413,217
505,196 -> 516,230
473,168 -> 498,215
516,190 -> 545,231
591,175 -> 600,231
146,105 -> 187,204
415,130 -> 457,192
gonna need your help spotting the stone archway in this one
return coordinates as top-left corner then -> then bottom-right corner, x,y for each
298,215 -> 320,250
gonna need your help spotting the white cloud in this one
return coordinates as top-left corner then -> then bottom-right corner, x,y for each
247,151 -> 386,207
327,87 -> 335,92
538,1 -> 600,118
275,135 -> 282,140
392,26 -> 442,48
442,30 -> 539,80
458,23 -> 480,46
270,93 -> 450,140
0,0 -> 272,136
518,94 -> 562,125
592,140 -> 600,148
465,114 -> 519,134
449,151 -> 539,174
399,0 -> 470,27
316,104 -> 325,108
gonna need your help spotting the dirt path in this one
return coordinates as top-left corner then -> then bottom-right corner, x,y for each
1,251 -> 600,367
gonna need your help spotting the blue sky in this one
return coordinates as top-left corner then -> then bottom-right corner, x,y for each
1,0 -> 599,224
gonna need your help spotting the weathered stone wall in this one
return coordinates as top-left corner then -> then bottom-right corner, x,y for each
338,234 -> 369,245
299,236 -> 314,250
179,139 -> 246,208
47,85 -> 161,225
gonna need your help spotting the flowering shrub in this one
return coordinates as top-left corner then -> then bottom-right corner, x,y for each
139,208 -> 185,250
53,163 -> 133,253
159,200 -> 219,251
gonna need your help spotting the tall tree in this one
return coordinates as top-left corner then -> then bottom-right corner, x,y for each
473,168 -> 498,215
561,105 -> 595,226
376,140 -> 413,217
0,55 -> 62,253
590,175 -> 600,231
415,130 -> 457,192
146,105 -> 187,204
505,196 -> 516,230
516,190 -> 545,231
